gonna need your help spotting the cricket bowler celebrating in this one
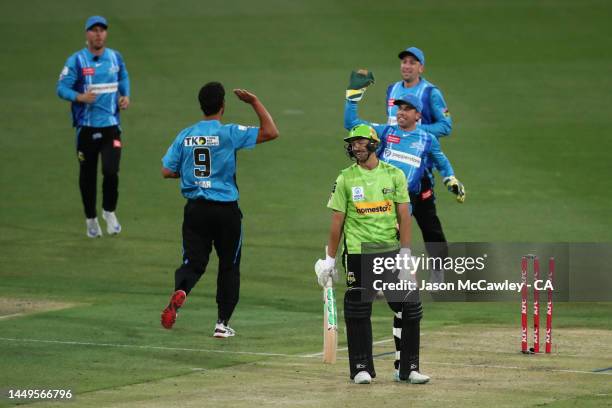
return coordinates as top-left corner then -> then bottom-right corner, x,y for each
315,124 -> 430,384
160,82 -> 279,337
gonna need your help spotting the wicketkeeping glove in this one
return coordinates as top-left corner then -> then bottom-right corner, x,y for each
314,247 -> 339,287
346,69 -> 375,102
443,176 -> 466,203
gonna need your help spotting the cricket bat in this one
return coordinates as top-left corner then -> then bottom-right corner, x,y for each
323,279 -> 338,364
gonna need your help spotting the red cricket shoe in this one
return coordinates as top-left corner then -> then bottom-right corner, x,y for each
161,290 -> 186,329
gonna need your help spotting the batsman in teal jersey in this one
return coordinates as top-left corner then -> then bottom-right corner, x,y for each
315,124 -> 430,385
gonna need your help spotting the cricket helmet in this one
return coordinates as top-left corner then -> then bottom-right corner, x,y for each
343,124 -> 380,143
345,124 -> 380,159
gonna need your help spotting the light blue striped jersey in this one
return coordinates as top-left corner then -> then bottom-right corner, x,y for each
57,47 -> 130,128
385,78 -> 452,138
162,120 -> 258,201
345,100 -> 454,194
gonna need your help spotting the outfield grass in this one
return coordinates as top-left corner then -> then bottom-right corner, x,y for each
1,0 -> 611,406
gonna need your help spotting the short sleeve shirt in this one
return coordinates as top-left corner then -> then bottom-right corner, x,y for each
327,161 -> 409,254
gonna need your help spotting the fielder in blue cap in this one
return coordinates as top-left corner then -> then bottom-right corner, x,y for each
56,16 -> 131,238
384,46 -> 457,289
85,16 -> 108,31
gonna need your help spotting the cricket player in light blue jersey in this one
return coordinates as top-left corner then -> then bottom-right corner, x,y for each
386,47 -> 451,137
385,47 -> 455,281
160,82 -> 279,338
345,69 -> 465,280
57,16 -> 130,238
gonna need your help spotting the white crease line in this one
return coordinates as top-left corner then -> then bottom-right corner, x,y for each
1,337 -> 610,376
0,313 -> 26,320
424,361 -> 612,376
0,337 -> 303,358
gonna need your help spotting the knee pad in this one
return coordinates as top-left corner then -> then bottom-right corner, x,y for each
402,302 -> 423,322
344,289 -> 372,320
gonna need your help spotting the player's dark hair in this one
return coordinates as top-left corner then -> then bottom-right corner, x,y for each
198,82 -> 225,115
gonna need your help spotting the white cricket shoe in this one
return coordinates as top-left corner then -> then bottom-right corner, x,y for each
409,371 -> 430,384
394,370 -> 430,384
354,371 -> 372,384
102,210 -> 122,235
213,321 -> 236,338
86,217 -> 102,238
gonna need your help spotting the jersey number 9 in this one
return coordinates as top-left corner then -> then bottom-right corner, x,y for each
193,147 -> 211,178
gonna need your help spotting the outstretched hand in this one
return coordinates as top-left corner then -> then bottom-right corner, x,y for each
234,89 -> 258,104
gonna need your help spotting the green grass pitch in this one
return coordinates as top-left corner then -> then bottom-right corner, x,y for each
1,0 -> 611,406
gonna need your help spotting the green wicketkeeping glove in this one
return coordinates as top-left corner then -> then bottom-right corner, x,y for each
443,176 -> 466,203
346,69 -> 375,102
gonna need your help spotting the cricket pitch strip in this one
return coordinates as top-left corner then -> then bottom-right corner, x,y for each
12,325 -> 611,408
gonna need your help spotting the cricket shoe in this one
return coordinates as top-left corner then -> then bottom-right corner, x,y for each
213,321 -> 236,338
354,371 -> 372,384
86,217 -> 103,238
161,290 -> 186,329
394,369 -> 430,384
102,210 -> 122,235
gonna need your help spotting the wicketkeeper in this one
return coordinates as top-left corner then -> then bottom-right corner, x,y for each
345,69 -> 465,286
315,124 -> 430,384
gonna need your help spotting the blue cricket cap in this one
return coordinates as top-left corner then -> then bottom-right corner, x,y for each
85,16 -> 108,31
393,94 -> 423,113
398,46 -> 425,65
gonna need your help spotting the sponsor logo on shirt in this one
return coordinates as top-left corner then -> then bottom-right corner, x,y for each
387,135 -> 401,144
382,187 -> 395,195
82,67 -> 95,76
443,108 -> 451,118
352,186 -> 365,202
184,136 -> 220,147
331,182 -> 337,193
87,82 -> 119,94
387,98 -> 395,107
354,200 -> 393,215
383,148 -> 421,168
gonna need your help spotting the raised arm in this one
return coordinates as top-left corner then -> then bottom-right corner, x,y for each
234,89 -> 279,144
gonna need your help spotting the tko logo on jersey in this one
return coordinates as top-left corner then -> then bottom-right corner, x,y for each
82,67 -> 95,76
184,136 -> 220,147
387,135 -> 401,144
354,200 -> 393,215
